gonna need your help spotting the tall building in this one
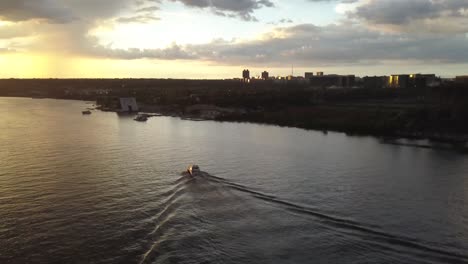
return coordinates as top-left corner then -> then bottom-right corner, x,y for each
363,76 -> 387,89
316,72 -> 324,76
412,74 -> 438,89
388,75 -> 410,89
455,75 -> 468,84
305,72 -> 314,79
242,69 -> 250,80
261,71 -> 269,80
387,74 -> 437,89
309,74 -> 355,88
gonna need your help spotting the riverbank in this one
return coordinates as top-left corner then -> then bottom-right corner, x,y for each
5,93 -> 468,147
1,78 -> 468,146
4,94 -> 468,151
214,105 -> 468,142
115,102 -> 468,149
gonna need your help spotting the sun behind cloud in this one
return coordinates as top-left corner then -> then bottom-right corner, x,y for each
1,0 -> 468,78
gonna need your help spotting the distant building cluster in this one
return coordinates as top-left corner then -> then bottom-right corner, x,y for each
363,74 -> 439,89
455,75 -> 468,85
238,69 -> 464,90
240,69 -> 356,88
309,73 -> 355,89
242,69 -> 250,82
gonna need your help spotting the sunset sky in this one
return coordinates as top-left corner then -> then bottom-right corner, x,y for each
1,0 -> 467,78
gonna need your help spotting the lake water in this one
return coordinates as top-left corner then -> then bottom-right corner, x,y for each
1,97 -> 468,264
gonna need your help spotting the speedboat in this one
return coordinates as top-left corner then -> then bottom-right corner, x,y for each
134,114 -> 148,122
187,165 -> 201,176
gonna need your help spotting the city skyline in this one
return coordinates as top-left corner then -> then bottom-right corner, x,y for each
1,0 -> 468,78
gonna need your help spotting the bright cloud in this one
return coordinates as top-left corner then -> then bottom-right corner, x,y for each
0,0 -> 467,77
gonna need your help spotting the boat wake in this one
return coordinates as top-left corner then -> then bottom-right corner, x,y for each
199,172 -> 468,264
139,171 -> 468,264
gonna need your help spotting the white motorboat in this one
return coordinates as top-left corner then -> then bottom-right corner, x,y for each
187,165 -> 201,176
134,114 -> 148,122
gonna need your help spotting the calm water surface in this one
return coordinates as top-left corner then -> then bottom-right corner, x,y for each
1,97 -> 468,264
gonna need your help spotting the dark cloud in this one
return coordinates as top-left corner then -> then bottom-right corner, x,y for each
353,0 -> 439,24
0,22 -> 36,39
1,0 -> 468,69
62,0 -> 151,21
0,0 -> 74,23
191,23 -> 468,65
307,0 -> 357,2
171,0 -> 273,11
136,6 -> 160,12
87,42 -> 197,60
0,0 -> 272,24
349,0 -> 468,33
0,0 -> 158,23
168,0 -> 274,21
82,23 -> 468,66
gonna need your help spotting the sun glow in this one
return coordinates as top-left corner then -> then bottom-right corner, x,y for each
0,51 -> 241,79
0,53 -> 51,78
0,20 -> 13,26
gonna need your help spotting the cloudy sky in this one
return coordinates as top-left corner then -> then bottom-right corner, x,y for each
0,0 -> 467,78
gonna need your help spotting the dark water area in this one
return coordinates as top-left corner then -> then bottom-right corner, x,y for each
1,97 -> 468,264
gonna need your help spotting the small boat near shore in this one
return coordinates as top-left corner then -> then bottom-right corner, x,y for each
82,110 -> 92,115
187,165 -> 201,176
181,117 -> 206,122
134,114 -> 148,122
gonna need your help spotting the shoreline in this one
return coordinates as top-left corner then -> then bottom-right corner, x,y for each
133,109 -> 468,153
96,100 -> 468,151
3,92 -> 468,151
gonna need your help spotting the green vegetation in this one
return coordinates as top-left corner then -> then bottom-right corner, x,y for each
1,78 -> 467,142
